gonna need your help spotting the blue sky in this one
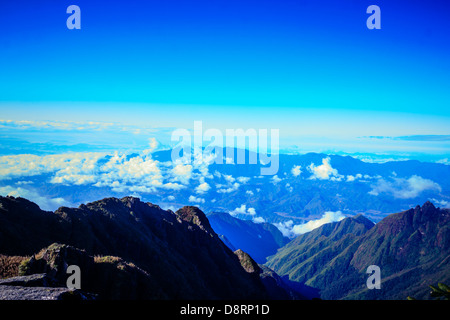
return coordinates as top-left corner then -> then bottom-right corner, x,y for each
0,0 -> 449,156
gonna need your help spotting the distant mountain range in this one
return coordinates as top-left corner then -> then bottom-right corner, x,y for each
152,149 -> 450,223
267,201 -> 450,299
0,195 -> 303,300
2,148 -> 449,234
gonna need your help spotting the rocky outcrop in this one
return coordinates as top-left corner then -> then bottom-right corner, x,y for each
0,272 -> 96,300
176,206 -> 216,234
0,196 -> 297,300
0,285 -> 76,300
234,249 -> 260,274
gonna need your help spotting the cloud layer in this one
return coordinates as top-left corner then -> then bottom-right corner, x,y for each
275,211 -> 345,238
369,175 -> 441,199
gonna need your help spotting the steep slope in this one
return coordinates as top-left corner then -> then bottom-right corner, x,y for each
267,202 -> 450,300
345,201 -> 450,299
207,211 -> 289,263
266,214 -> 374,284
0,195 -> 292,300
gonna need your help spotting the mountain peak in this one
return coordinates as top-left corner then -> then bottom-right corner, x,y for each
350,214 -> 375,228
0,195 -> 43,212
120,196 -> 142,206
423,200 -> 436,207
175,206 -> 215,234
421,200 -> 437,212
411,200 -> 440,229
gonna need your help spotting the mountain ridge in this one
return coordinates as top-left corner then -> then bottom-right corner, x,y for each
0,195 -> 301,300
266,201 -> 450,299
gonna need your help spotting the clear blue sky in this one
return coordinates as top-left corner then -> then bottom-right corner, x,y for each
0,0 -> 449,141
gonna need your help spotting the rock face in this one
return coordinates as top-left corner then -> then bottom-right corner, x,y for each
234,249 -> 260,274
21,243 -> 95,287
267,202 -> 450,300
0,272 -> 95,300
0,196 -> 298,300
0,285 -> 74,300
0,273 -> 57,287
233,249 -> 311,300
176,206 -> 215,234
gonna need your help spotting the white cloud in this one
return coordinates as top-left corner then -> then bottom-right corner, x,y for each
230,204 -> 247,215
307,157 -> 343,181
16,180 -> 33,185
195,182 -> 211,194
252,216 -> 266,224
142,137 -> 159,155
167,195 -> 175,201
191,149 -> 216,179
225,157 -> 234,164
291,165 -> 302,177
0,142 -> 229,201
160,182 -> 186,190
0,119 -> 158,138
292,211 -> 345,235
0,119 -> 115,131
285,183 -> 293,193
237,176 -> 250,184
271,175 -> 282,184
0,152 -> 106,180
93,153 -> 163,192
346,173 -> 362,182
216,173 -> 241,194
274,211 -> 345,238
223,174 -> 236,183
273,220 -> 294,238
436,158 -> 450,165
188,195 -> 205,204
230,204 -> 257,217
246,190 -> 254,196
172,163 -> 193,184
0,151 -> 169,195
51,174 -> 97,185
369,175 -> 441,199
430,198 -> 450,208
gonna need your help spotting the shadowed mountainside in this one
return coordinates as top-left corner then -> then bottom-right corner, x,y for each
0,195 -> 302,300
207,211 -> 289,263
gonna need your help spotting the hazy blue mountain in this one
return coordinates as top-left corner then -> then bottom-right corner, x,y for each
207,211 -> 289,263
